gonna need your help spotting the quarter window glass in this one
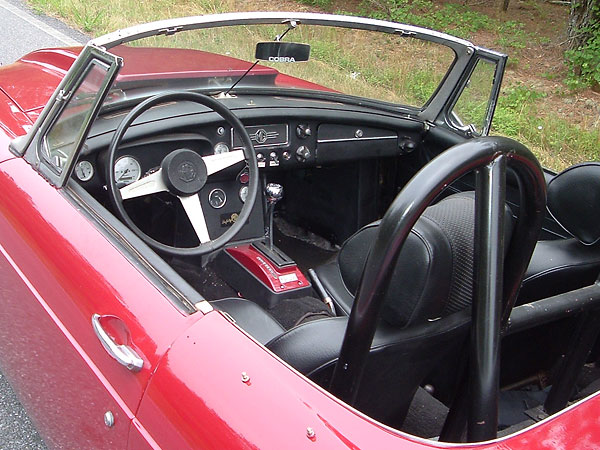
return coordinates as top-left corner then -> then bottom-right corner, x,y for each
450,58 -> 497,135
43,61 -> 109,171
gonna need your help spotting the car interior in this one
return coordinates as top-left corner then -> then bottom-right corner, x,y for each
43,19 -> 600,443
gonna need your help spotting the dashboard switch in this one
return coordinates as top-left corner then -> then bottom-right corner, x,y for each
282,151 -> 291,161
295,146 -> 311,163
257,152 -> 266,168
269,152 -> 279,167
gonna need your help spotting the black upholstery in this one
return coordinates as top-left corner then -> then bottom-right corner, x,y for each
267,310 -> 471,426
212,298 -> 285,344
317,192 -> 514,323
517,163 -> 600,303
547,162 -> 600,245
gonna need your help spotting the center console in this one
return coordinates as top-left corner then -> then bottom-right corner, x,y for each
215,242 -> 312,309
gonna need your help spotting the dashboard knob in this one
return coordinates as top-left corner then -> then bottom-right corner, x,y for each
296,146 -> 311,162
296,124 -> 312,139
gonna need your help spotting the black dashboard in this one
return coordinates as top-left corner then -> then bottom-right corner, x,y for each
74,94 -> 427,244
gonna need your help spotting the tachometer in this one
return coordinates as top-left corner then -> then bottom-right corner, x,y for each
114,156 -> 141,187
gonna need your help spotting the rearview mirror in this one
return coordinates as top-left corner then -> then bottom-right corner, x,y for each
255,42 -> 310,63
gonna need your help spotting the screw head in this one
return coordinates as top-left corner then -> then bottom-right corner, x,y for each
306,427 -> 316,439
104,411 -> 114,428
241,372 -> 250,383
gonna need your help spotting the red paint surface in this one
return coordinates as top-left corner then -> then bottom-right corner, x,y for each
226,244 -> 310,293
0,45 -> 331,122
0,156 -> 194,448
136,310 -> 600,449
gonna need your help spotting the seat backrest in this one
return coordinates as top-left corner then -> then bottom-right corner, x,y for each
269,192 -> 514,429
547,162 -> 600,246
338,192 -> 514,327
520,163 -> 600,303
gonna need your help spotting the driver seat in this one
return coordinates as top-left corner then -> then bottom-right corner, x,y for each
263,192 -> 515,427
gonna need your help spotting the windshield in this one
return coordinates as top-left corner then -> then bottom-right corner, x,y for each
106,23 -> 456,109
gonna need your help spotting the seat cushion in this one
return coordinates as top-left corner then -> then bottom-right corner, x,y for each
211,298 -> 285,344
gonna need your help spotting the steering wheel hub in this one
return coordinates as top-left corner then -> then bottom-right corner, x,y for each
161,149 -> 208,196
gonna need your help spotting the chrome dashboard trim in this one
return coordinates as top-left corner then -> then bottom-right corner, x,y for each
317,135 -> 397,144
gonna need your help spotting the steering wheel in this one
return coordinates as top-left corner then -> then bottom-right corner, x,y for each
328,136 -> 546,441
106,91 -> 258,256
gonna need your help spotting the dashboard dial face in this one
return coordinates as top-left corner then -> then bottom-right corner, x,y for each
208,188 -> 227,209
214,142 -> 230,155
74,160 -> 94,182
114,156 -> 141,187
239,185 -> 249,203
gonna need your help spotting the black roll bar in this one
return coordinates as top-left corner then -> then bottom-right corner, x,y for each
329,136 -> 546,442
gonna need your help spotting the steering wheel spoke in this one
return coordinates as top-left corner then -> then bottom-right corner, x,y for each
204,150 -> 245,175
119,169 -> 167,200
178,194 -> 211,244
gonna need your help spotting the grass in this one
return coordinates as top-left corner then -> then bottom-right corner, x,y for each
26,0 -> 600,172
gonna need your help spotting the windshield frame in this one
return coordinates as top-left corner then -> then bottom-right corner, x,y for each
91,12 -> 504,122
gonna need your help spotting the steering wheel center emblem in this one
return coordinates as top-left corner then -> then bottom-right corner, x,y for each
177,162 -> 197,183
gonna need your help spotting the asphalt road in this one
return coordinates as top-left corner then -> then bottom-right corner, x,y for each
0,1 -> 87,447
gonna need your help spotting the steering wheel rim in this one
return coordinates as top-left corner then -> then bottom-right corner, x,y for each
329,136 -> 546,438
107,91 -> 258,256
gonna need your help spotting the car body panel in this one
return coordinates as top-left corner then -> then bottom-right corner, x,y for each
133,309 -> 600,449
0,155 -> 201,447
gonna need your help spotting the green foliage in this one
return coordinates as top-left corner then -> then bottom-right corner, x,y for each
361,0 -> 492,38
566,1 -> 600,89
496,21 -> 528,49
298,0 -> 333,8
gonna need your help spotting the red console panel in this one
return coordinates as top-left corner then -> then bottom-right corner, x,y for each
225,245 -> 309,293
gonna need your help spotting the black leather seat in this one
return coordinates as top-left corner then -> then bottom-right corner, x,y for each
315,192 -> 514,317
519,162 -> 600,303
265,192 -> 516,426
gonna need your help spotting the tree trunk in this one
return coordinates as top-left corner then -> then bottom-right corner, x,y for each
568,0 -> 598,49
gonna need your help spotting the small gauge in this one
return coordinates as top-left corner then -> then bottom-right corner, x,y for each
214,142 -> 230,155
208,188 -> 227,209
74,160 -> 94,182
114,156 -> 141,187
239,185 -> 249,203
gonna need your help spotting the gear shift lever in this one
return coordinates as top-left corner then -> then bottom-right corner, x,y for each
265,183 -> 283,250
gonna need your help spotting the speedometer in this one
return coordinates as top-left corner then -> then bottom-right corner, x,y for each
114,156 -> 141,187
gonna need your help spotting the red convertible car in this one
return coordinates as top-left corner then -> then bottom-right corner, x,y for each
1,11 -> 599,449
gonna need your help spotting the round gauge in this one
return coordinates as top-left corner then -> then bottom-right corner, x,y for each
239,185 -> 249,203
114,156 -> 141,187
214,142 -> 230,155
208,188 -> 227,209
74,160 -> 94,182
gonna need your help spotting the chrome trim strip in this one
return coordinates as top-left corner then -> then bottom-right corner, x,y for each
317,135 -> 397,143
90,12 -> 481,52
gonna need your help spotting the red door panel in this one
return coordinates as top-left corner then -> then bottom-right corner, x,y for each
0,157 -> 194,447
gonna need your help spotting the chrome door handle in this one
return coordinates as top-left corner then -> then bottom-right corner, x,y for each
92,314 -> 143,372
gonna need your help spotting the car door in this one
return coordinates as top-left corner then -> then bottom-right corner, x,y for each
0,44 -> 198,448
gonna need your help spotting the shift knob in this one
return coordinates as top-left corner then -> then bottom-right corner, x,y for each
266,183 -> 283,204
